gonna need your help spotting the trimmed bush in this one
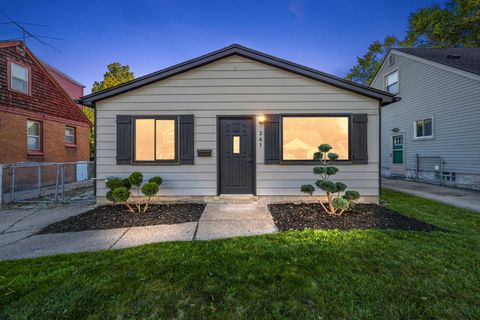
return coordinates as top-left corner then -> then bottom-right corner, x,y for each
300,143 -> 361,214
148,176 -> 163,186
128,172 -> 143,188
105,173 -> 163,213
300,184 -> 315,196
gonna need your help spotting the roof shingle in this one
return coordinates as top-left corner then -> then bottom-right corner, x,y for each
395,48 -> 480,76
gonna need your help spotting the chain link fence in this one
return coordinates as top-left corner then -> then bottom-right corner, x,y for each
1,161 -> 94,205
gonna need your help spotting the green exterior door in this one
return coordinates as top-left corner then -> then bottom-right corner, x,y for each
391,134 -> 405,176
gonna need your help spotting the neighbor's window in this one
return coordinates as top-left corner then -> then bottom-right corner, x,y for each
134,117 -> 177,162
414,118 -> 433,139
65,126 -> 75,144
10,62 -> 29,94
27,120 -> 41,151
385,70 -> 398,94
282,116 -> 350,161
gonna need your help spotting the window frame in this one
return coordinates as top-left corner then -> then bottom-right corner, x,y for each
384,69 -> 399,94
65,126 -> 76,147
279,114 -> 352,165
26,119 -> 42,154
413,116 -> 434,140
132,115 -> 179,164
7,59 -> 31,95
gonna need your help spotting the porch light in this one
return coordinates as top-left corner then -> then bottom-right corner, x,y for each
258,115 -> 266,124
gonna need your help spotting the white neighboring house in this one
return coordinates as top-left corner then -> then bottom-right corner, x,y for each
78,44 -> 394,203
371,48 -> 480,190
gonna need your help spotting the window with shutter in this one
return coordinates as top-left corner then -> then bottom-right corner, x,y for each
116,115 -> 194,165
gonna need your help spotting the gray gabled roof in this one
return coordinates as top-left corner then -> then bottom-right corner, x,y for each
78,44 -> 395,106
395,47 -> 480,76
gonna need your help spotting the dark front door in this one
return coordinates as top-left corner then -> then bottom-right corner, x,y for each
218,117 -> 255,194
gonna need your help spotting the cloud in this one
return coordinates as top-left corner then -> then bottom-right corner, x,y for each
288,0 -> 304,21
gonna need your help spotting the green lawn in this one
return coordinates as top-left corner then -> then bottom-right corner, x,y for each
1,189 -> 479,319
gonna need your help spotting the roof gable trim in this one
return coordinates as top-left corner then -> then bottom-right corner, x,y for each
78,44 -> 394,106
374,49 -> 480,84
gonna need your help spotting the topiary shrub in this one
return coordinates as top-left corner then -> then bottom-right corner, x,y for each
128,172 -> 144,211
141,182 -> 160,212
105,173 -> 163,213
128,172 -> 143,193
300,143 -> 361,214
112,187 -> 134,212
148,176 -> 163,186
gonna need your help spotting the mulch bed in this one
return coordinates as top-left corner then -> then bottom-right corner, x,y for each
268,203 -> 441,232
38,204 -> 206,234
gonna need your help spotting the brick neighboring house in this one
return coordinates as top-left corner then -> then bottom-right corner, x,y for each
0,41 -> 91,164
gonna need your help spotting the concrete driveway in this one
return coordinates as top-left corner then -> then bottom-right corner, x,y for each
382,178 -> 480,213
0,202 -> 277,261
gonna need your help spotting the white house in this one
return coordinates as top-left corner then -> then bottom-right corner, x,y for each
78,44 -> 394,203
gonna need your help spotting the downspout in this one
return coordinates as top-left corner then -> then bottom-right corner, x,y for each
93,101 -> 97,198
378,101 -> 382,200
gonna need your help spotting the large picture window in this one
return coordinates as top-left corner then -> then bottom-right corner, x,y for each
282,116 -> 350,161
134,116 -> 177,163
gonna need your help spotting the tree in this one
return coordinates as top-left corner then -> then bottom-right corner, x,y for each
347,0 -> 480,85
300,144 -> 360,215
346,36 -> 401,85
404,0 -> 480,48
83,107 -> 94,159
83,62 -> 134,159
92,62 -> 134,93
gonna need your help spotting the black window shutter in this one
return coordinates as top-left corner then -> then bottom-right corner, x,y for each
116,115 -> 132,165
264,114 -> 280,164
179,115 -> 194,164
352,114 -> 368,164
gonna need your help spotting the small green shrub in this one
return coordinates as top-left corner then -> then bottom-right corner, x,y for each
141,182 -> 160,212
105,178 -> 125,191
112,187 -> 135,212
300,184 -> 315,196
105,173 -> 163,213
300,143 -> 361,214
128,172 -> 143,189
148,176 -> 163,186
106,190 -> 115,203
122,178 -> 132,190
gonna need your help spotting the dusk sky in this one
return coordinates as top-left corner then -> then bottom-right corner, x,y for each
1,0 -> 440,93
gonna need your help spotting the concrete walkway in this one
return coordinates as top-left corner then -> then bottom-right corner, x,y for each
196,203 -> 277,240
0,202 -> 277,261
382,178 -> 480,213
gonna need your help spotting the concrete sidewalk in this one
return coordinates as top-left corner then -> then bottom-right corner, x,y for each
0,203 -> 97,248
0,202 -> 277,261
382,178 -> 480,213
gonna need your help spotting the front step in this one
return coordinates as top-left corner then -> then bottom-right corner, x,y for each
212,195 -> 258,203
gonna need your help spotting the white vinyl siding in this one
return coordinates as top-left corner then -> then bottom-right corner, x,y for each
96,55 -> 380,197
